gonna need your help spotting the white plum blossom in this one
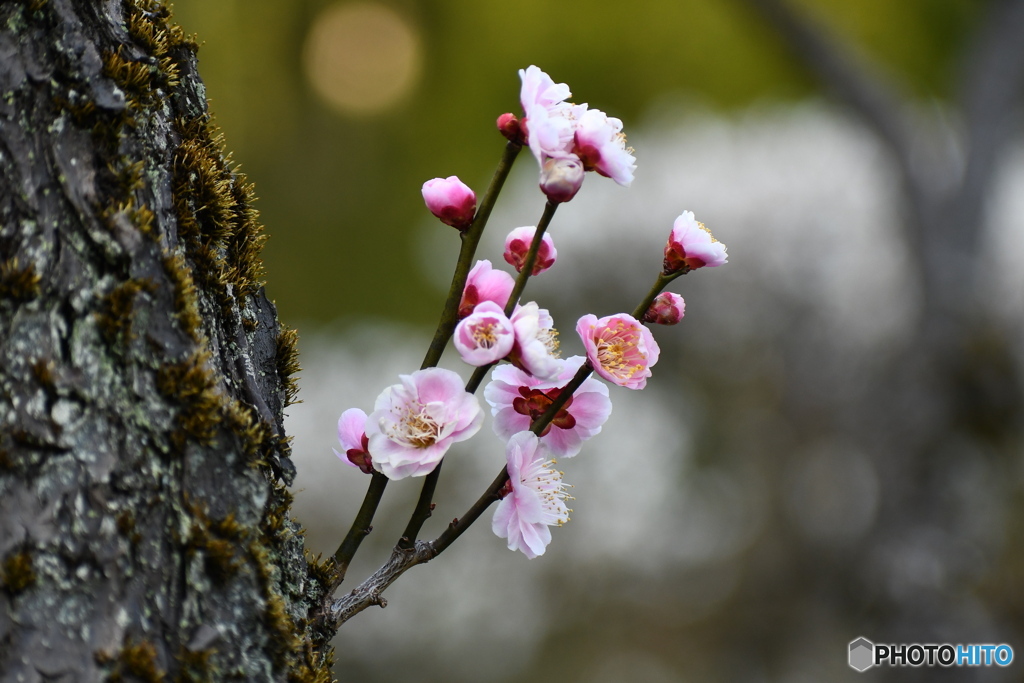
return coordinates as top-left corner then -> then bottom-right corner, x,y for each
572,105 -> 636,187
519,65 -> 575,163
492,431 -> 573,559
509,302 -> 561,380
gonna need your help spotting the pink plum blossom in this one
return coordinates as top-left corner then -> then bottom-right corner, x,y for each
663,211 -> 728,273
643,292 -> 686,325
509,302 -> 561,379
576,313 -> 660,390
503,226 -> 557,275
572,106 -> 636,187
459,260 -> 515,318
519,65 -> 575,162
422,176 -> 477,230
539,155 -> 585,203
365,368 -> 483,480
333,408 -> 373,474
485,355 -> 611,458
492,431 -> 572,559
453,301 -> 515,366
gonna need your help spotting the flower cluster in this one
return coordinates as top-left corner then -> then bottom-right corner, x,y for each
500,65 -> 637,205
335,66 -> 728,568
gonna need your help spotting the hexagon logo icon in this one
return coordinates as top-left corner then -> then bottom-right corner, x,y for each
849,637 -> 875,672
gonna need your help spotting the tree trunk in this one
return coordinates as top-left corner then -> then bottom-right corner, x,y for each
0,1 -> 334,680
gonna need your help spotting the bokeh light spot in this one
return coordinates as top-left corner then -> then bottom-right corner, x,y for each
303,2 -> 421,115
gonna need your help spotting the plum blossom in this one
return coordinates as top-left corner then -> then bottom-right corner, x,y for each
485,355 -> 611,458
503,226 -> 557,275
572,105 -> 636,187
492,431 -> 572,559
519,65 -> 575,162
459,260 -> 515,318
453,301 -> 515,366
643,292 -> 686,325
663,210 -> 728,273
333,408 -> 373,474
539,155 -> 585,203
365,368 -> 483,479
577,313 -> 660,390
421,176 -> 476,230
509,302 -> 561,379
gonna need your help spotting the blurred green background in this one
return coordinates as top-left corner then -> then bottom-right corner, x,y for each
173,0 -> 977,327
169,2 -> 1024,682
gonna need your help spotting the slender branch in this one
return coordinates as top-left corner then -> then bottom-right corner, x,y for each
632,272 -> 678,320
329,542 -> 436,627
421,141 -> 523,370
330,267 -> 681,626
400,200 -> 556,546
398,461 -> 443,549
330,471 -> 388,589
331,141 -> 521,585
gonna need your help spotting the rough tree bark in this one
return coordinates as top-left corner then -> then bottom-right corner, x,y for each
0,1 -> 334,680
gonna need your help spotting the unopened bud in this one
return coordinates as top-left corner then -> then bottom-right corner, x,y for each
503,226 -> 557,275
497,112 -> 524,144
642,292 -> 685,325
539,155 -> 584,204
422,176 -> 477,230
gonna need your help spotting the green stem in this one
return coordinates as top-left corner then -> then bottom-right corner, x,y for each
333,141 -> 521,581
331,471 -> 388,588
421,141 -> 522,370
632,271 -> 680,320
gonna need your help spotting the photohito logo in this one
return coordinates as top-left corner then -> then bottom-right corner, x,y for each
848,637 -> 1014,672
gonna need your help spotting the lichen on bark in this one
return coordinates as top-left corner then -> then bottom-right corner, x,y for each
0,1 -> 334,680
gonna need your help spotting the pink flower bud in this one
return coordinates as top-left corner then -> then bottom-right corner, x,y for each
459,260 -> 515,318
664,211 -> 728,274
503,226 -> 557,275
422,176 -> 477,230
497,113 -> 524,144
539,155 -> 585,204
642,292 -> 685,325
333,408 -> 374,474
